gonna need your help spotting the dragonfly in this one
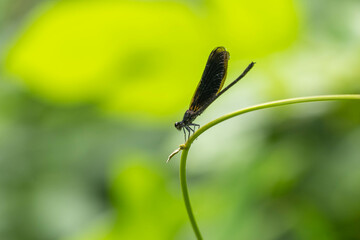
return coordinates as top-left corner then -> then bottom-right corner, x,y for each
174,47 -> 255,141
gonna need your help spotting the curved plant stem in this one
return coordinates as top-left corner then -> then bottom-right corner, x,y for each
180,146 -> 203,239
179,94 -> 360,239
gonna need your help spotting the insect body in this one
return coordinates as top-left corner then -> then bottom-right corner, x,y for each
175,47 -> 255,141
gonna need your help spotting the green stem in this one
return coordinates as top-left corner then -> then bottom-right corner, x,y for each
180,146 -> 202,239
179,94 -> 360,239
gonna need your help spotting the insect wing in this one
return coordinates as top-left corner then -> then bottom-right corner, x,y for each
189,47 -> 230,112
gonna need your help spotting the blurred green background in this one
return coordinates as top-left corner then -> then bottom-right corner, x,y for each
1,0 -> 360,239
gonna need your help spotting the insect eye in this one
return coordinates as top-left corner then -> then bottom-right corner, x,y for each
175,122 -> 182,130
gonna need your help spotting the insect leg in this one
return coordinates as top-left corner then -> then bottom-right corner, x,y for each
190,123 -> 200,131
188,125 -> 195,132
186,125 -> 194,133
185,126 -> 193,140
182,127 -> 187,142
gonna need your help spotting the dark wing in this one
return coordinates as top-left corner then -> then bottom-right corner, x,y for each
189,47 -> 230,112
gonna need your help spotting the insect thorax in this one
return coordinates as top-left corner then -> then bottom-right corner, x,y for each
182,110 -> 198,125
